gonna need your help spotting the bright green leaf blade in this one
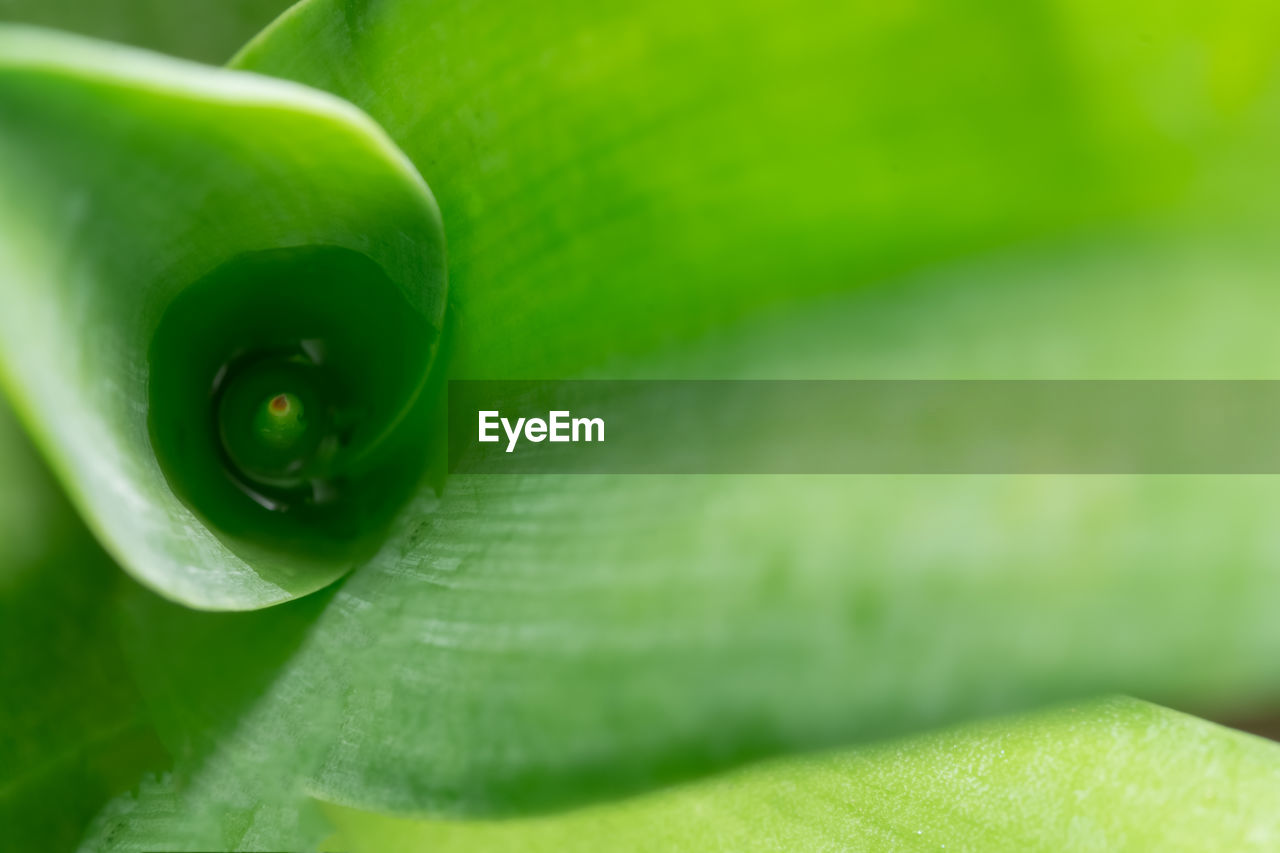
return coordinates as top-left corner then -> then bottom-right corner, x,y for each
325,698 -> 1280,853
0,401 -> 168,853
0,0 -> 294,64
231,0 -> 1136,379
234,0 -> 1280,379
0,27 -> 446,609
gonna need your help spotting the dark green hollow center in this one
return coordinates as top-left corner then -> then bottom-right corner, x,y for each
148,246 -> 439,570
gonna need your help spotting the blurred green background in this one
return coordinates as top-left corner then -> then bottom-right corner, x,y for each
0,0 -> 291,62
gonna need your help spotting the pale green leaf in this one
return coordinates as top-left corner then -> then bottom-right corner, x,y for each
325,697 -> 1280,853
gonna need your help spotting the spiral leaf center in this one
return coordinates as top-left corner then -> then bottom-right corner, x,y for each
148,246 -> 440,565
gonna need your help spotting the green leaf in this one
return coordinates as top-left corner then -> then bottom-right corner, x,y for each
233,0 -> 1280,379
86,0 -> 1274,825
85,228 -> 1280,850
323,697 -> 1280,852
0,26 -> 447,609
5,3 -> 1280,849
0,401 -> 167,852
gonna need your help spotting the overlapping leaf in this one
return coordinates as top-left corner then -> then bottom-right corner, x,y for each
2,0 -> 1280,850
324,698 -> 1280,852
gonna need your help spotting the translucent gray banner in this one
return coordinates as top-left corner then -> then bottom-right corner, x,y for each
447,381 -> 1280,474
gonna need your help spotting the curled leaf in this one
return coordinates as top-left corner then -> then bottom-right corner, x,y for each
0,27 -> 447,609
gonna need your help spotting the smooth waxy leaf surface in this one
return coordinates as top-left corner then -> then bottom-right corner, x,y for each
235,0 -> 1280,379
81,697 -> 1280,851
0,26 -> 446,609
324,698 -> 1280,852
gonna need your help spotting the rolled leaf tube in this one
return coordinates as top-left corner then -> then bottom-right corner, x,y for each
148,245 -> 440,565
0,27 -> 447,609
